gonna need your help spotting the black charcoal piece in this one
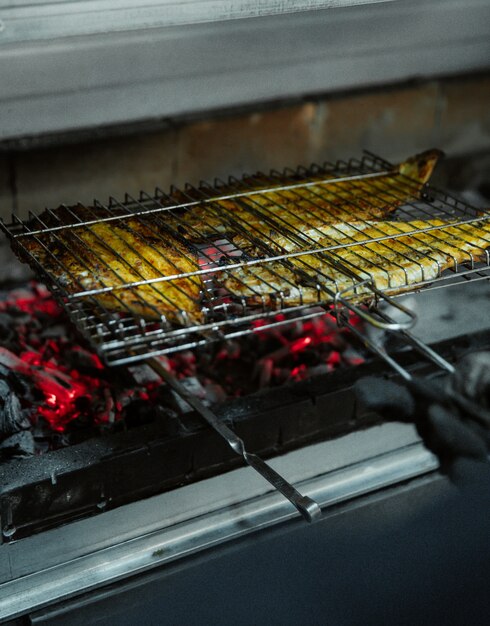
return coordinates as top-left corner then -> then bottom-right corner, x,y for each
0,430 -> 35,459
0,379 -> 10,400
0,391 -> 30,437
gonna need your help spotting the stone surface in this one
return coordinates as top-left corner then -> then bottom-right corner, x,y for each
14,129 -> 178,217
173,104 -> 315,188
314,82 -> 441,165
438,75 -> 490,156
0,155 -> 14,221
1,73 -> 489,220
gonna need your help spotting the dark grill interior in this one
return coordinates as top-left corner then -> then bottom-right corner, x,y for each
3,324 -> 490,541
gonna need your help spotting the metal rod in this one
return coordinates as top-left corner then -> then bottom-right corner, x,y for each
345,321 -> 413,381
344,305 -> 457,380
334,280 -> 418,331
149,358 -> 322,524
12,170 -> 392,238
367,306 -> 456,374
397,330 -> 455,375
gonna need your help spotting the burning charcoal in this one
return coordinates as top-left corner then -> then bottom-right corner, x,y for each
340,347 -> 365,367
40,324 -> 70,339
170,376 -> 207,414
0,430 -> 35,459
0,312 -> 15,343
0,391 -> 31,438
123,397 -> 162,428
306,364 -> 331,378
103,388 -> 116,423
255,358 -> 274,388
0,277 -> 369,457
129,363 -> 163,385
203,382 -> 226,405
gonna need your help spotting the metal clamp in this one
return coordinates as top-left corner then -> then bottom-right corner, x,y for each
334,280 -> 417,331
339,288 -> 455,380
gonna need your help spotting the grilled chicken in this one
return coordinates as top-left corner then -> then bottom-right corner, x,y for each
22,212 -> 202,323
174,150 -> 442,254
220,218 -> 490,307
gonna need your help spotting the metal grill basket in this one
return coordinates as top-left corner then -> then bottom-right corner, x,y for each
2,151 -> 490,367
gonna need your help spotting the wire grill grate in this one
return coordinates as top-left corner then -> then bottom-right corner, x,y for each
2,151 -> 490,366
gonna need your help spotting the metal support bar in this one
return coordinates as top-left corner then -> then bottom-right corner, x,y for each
334,280 -> 418,331
342,303 -> 457,381
150,358 -> 322,523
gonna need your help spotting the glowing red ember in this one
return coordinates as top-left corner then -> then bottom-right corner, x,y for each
0,282 -> 149,434
0,281 -> 366,440
0,347 -> 104,431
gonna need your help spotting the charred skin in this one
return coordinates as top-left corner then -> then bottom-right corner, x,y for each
398,149 -> 444,183
220,217 -> 490,307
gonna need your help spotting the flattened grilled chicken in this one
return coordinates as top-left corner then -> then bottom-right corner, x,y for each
174,150 -> 442,254
22,214 -> 202,323
221,218 -> 490,307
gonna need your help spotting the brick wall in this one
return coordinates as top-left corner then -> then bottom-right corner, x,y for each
1,73 -> 489,220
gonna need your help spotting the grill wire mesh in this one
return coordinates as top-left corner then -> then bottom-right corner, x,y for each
2,152 -> 490,366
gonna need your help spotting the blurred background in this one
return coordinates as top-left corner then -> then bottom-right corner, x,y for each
0,0 -> 489,218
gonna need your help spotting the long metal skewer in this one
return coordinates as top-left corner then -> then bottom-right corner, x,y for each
149,358 -> 322,523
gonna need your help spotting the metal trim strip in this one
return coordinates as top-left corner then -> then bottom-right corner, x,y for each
0,429 -> 438,620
